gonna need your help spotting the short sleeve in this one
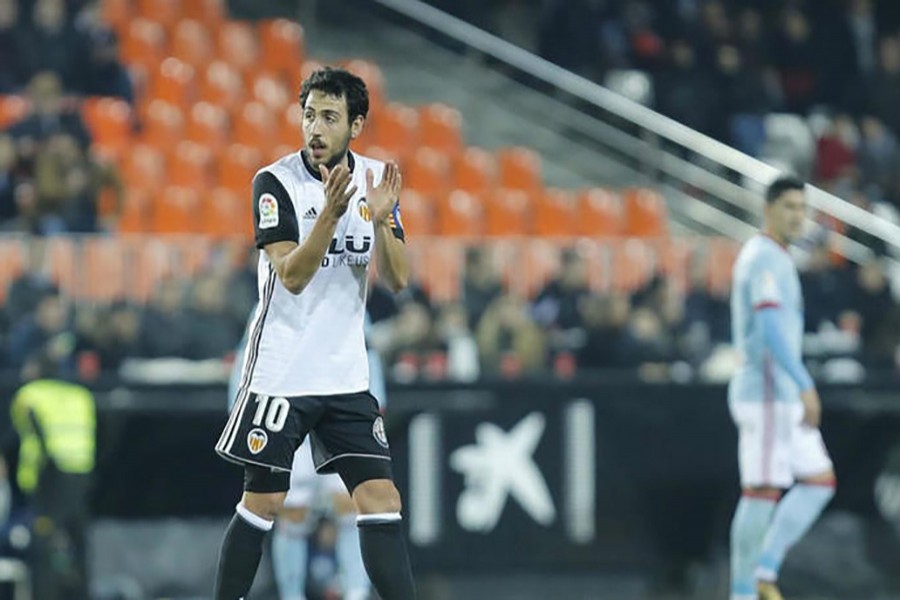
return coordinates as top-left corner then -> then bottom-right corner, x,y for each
750,262 -> 782,309
252,171 -> 299,249
388,201 -> 405,242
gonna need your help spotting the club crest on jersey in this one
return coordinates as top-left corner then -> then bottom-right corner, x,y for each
258,193 -> 279,229
358,199 -> 371,222
373,417 -> 389,448
247,428 -> 268,454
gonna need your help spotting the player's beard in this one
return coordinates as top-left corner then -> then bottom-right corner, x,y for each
324,134 -> 352,170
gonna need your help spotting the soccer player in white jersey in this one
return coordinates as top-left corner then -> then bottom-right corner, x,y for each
728,176 -> 836,600
213,67 -> 416,600
227,313 -> 387,600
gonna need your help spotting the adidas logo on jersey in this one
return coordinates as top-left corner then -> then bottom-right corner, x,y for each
303,206 -> 318,220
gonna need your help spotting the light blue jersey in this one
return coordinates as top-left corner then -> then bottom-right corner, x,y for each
729,235 -> 805,403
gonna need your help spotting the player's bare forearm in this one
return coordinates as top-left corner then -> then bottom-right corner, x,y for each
265,214 -> 340,294
374,221 -> 409,293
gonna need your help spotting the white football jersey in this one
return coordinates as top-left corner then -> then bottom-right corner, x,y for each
236,150 -> 405,398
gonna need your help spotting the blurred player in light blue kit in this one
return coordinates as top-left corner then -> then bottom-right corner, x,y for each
228,310 -> 387,600
728,176 -> 837,600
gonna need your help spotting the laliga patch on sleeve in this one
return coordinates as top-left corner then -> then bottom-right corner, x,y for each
258,193 -> 279,229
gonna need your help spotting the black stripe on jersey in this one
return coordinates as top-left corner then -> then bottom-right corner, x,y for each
217,264 -> 277,453
253,171 -> 299,250
301,149 -> 356,181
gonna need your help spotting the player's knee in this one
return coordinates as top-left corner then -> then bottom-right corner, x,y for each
242,491 -> 286,522
352,478 -> 402,515
279,506 -> 309,523
331,491 -> 356,516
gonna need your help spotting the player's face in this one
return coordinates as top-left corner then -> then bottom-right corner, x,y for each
302,90 -> 363,169
766,189 -> 806,243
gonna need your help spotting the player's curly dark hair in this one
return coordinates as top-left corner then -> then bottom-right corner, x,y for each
299,67 -> 370,124
765,175 -> 805,204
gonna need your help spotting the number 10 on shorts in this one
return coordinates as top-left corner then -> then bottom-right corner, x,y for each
252,395 -> 289,432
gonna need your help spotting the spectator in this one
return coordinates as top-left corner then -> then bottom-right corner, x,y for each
814,114 -> 858,186
0,0 -> 28,92
138,278 -> 192,359
185,274 -> 243,360
616,305 -> 678,374
0,180 -> 66,234
384,301 -> 438,381
476,293 -> 544,377
5,288 -> 73,371
870,36 -> 900,138
857,115 -> 900,197
771,7 -> 820,113
81,29 -> 133,103
433,302 -> 479,382
7,72 -> 91,150
800,242 -> 854,332
81,301 -> 142,372
578,293 -> 630,370
655,38 -> 720,136
0,134 -> 18,221
4,240 -> 56,323
849,257 -> 900,367
531,248 -> 590,332
462,246 -> 502,329
20,0 -> 87,89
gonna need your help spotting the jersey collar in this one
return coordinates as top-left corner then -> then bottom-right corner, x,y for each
759,231 -> 790,254
300,149 -> 356,182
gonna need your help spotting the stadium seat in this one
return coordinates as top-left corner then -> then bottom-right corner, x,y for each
623,187 -> 667,237
100,0 -> 131,35
300,59 -> 325,83
83,236 -> 127,301
280,103 -> 303,147
497,146 -> 542,193
516,239 -> 562,297
0,238 -> 25,304
218,144 -> 264,193
152,186 -> 203,233
202,187 -> 253,239
167,141 -> 214,190
610,238 -> 657,292
135,0 -> 181,29
251,72 -> 291,114
435,190 -> 484,237
117,190 -> 151,233
268,144 -> 296,163
122,144 -> 165,193
171,19 -> 215,69
534,188 -> 578,237
405,147 -> 451,197
185,101 -> 229,150
139,100 -> 184,148
706,237 -> 740,294
259,19 -> 305,81
577,240 -> 613,292
578,188 -> 623,237
418,239 -> 465,302
233,101 -> 278,154
217,21 -> 260,76
418,103 -> 462,155
344,59 -> 385,113
82,97 -> 132,155
0,95 -> 29,129
45,238 -> 77,299
121,18 -> 165,72
453,147 -> 497,194
372,103 -> 419,157
656,236 -> 694,292
130,238 -> 177,302
396,190 -> 433,237
182,0 -> 224,25
148,57 -> 195,108
485,188 -> 532,236
199,60 -> 245,115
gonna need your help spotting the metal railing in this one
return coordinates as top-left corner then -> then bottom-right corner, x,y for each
369,0 -> 900,264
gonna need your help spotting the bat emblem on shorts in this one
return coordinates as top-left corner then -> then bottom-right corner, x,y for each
247,428 -> 268,454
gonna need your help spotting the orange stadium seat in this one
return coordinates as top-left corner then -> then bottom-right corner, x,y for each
453,147 -> 498,194
577,240 -> 613,292
534,188 -> 578,237
359,145 -> 401,164
152,186 -> 203,233
259,19 -> 305,81
417,240 -> 465,302
128,238 -> 177,303
516,240 -> 562,297
268,144 -> 295,163
199,60 -> 245,115
610,238 -> 657,292
45,238 -> 77,299
101,0 -> 131,35
623,187 -> 667,237
418,103 -> 463,155
251,72 -> 291,114
578,188 -> 623,237
218,144 -> 264,193
139,100 -> 184,148
233,101 -> 278,154
0,238 -> 25,304
485,188 -> 532,236
83,237 -> 127,301
435,190 -> 484,237
171,19 -> 215,69
372,103 -> 419,157
706,237 -> 740,294
121,18 -> 165,72
122,143 -> 165,193
405,147 -> 451,197
657,237 -> 695,292
167,141 -> 214,190
182,0 -> 224,25
82,97 -> 132,155
0,95 -> 29,128
136,0 -> 181,29
202,187 -> 253,239
497,147 -> 542,193
396,190 -> 433,237
300,59 -> 325,83
280,103 -> 303,147
217,21 -> 260,75
117,190 -> 151,233
185,101 -> 229,150
148,57 -> 195,107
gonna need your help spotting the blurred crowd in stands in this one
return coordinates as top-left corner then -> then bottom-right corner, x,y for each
0,0 -> 898,384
